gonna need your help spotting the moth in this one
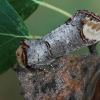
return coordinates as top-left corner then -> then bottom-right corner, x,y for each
16,10 -> 100,69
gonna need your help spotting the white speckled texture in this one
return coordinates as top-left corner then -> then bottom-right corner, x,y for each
24,11 -> 98,68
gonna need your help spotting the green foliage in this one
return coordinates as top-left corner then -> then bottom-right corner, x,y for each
8,0 -> 42,20
0,0 -> 29,74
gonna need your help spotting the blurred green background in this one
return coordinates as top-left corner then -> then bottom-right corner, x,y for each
0,0 -> 100,100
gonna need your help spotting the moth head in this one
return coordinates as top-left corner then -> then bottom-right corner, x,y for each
81,16 -> 100,42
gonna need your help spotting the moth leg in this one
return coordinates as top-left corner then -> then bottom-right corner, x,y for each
88,43 -> 98,55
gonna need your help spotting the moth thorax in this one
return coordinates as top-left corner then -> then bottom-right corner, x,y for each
81,17 -> 100,42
